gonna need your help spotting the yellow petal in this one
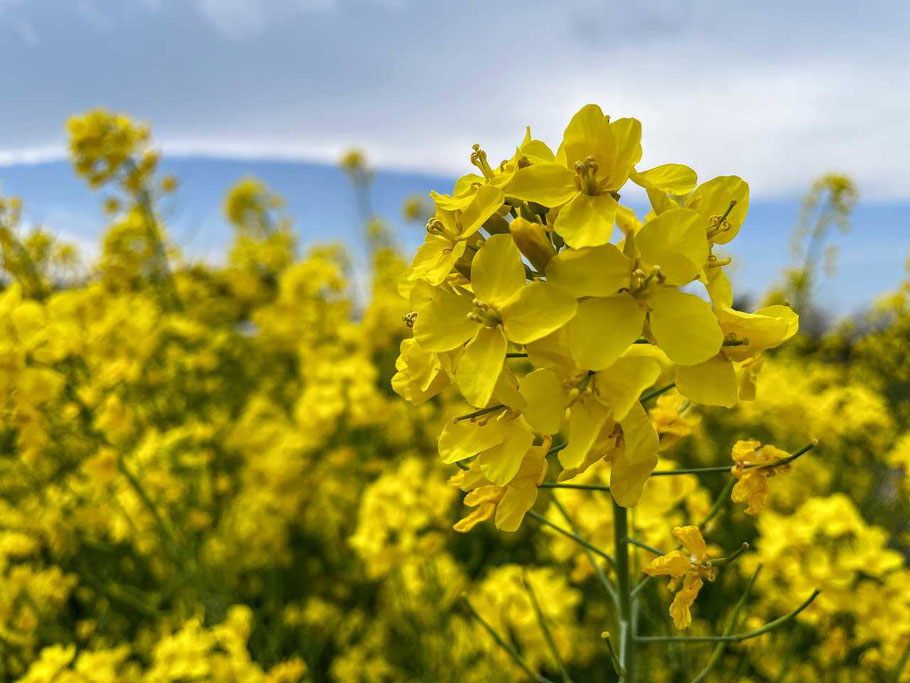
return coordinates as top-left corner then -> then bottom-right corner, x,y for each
501,282 -> 577,344
669,574 -> 703,629
632,164 -> 698,195
495,482 -> 539,532
643,550 -> 692,578
410,237 -> 467,286
438,419 -> 504,464
455,326 -> 508,407
704,266 -> 733,308
675,355 -> 738,408
673,525 -> 708,560
648,288 -> 723,366
454,502 -> 497,533
717,306 -> 797,361
413,291 -> 477,352
610,402 -> 659,507
504,162 -> 578,206
459,185 -> 506,237
559,394 -> 610,470
594,356 -> 662,421
546,244 -> 631,298
554,192 -> 618,249
561,104 -> 614,170
604,118 -> 643,189
518,368 -> 566,434
478,423 -> 534,485
636,208 -> 708,285
568,293 -> 644,371
685,175 -> 750,245
472,233 -> 525,306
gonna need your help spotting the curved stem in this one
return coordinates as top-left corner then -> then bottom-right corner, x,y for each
636,589 -> 820,644
613,499 -> 635,682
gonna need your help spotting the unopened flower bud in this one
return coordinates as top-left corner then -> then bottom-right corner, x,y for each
509,217 -> 555,273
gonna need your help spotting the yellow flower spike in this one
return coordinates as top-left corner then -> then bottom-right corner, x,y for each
685,175 -> 750,245
646,288 -> 724,366
636,208 -> 710,286
568,293 -> 645,370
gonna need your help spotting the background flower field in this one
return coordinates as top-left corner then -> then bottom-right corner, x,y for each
0,109 -> 906,683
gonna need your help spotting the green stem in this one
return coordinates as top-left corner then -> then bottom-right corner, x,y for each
454,404 -> 505,422
523,571 -> 573,683
639,383 -> 675,403
699,478 -> 736,528
539,482 -> 611,492
626,538 -> 664,556
636,589 -> 820,644
527,511 -> 615,569
613,499 -> 635,682
548,496 -> 618,606
893,639 -> 910,683
118,458 -> 184,569
690,566 -> 761,683
462,598 -> 554,683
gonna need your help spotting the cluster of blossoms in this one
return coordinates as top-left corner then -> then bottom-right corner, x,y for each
394,104 -> 799,530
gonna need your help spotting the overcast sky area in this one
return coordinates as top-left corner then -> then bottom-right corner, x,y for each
0,0 -> 907,196
0,0 -> 908,314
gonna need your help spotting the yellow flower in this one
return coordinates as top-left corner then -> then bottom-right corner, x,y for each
414,234 -> 576,407
730,440 -> 792,514
505,104 -> 641,248
643,526 -> 716,629
451,437 -> 550,532
409,185 -> 504,286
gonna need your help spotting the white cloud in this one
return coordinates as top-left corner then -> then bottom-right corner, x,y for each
194,0 -> 337,40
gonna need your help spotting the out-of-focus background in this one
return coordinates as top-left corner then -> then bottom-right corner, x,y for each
2,0 -> 909,315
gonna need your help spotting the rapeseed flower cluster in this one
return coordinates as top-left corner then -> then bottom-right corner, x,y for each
0,106 -> 904,682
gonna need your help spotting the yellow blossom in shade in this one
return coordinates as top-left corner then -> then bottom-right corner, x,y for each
644,526 -> 717,629
390,338 -> 451,406
505,104 -> 642,248
451,437 -> 550,532
730,439 -> 793,514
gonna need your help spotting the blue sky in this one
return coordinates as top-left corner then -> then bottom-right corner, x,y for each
0,0 -> 908,314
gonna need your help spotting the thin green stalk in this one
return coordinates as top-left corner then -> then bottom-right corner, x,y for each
462,598 -> 554,683
527,511 -> 615,569
539,482 -> 611,492
548,496 -> 618,606
690,566 -> 761,683
523,571 -> 573,683
613,499 -> 635,682
626,538 -> 664,556
649,442 -> 816,479
699,478 -> 736,528
454,404 -> 505,422
118,458 -> 184,568
639,383 -> 675,403
636,589 -> 820,644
